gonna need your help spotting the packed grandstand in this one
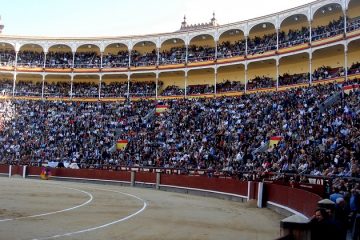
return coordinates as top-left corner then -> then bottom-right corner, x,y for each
0,0 -> 360,239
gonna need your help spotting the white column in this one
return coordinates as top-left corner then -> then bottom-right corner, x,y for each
156,48 -> 160,66
214,40 -> 218,61
127,73 -> 130,98
344,45 -> 348,82
70,74 -> 74,99
22,165 -> 27,179
155,72 -> 159,99
214,67 -> 217,96
128,49 -> 132,68
100,52 -> 103,69
13,51 -> 18,97
309,52 -> 313,85
184,71 -> 188,98
309,20 -> 312,44
72,52 -> 75,69
43,52 -> 47,69
276,28 -> 279,51
245,36 -> 248,56
244,63 -> 248,93
98,74 -> 102,99
41,74 -> 45,99
12,73 -> 16,97
344,9 -> 347,35
14,51 -> 18,68
257,182 -> 264,208
8,165 -> 12,178
276,57 -> 279,90
185,45 -> 189,64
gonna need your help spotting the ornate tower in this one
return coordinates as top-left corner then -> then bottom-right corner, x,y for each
0,16 -> 4,33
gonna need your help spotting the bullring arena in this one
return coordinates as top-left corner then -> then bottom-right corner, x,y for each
0,177 -> 282,240
0,0 -> 360,239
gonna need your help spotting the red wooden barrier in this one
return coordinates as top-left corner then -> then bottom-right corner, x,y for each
11,165 -> 23,176
0,164 -> 9,174
135,171 -> 156,183
161,174 -> 248,196
27,167 -> 131,182
265,183 -> 321,218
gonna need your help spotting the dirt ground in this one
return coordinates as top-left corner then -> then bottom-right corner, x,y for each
0,177 -> 284,240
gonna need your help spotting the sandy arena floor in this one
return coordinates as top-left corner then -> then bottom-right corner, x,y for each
0,177 -> 283,240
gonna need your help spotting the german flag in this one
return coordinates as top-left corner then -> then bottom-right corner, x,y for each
155,105 -> 169,115
269,136 -> 282,148
116,140 -> 128,151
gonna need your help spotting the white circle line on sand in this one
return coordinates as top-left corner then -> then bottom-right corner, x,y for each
0,186 -> 93,222
32,187 -> 147,240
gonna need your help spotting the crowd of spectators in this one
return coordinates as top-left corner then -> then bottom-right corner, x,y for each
74,52 -> 101,68
312,66 -> 344,81
160,85 -> 184,96
159,47 -> 186,65
247,76 -> 276,89
45,51 -> 72,69
279,73 -> 309,86
14,81 -> 42,96
130,50 -> 157,67
186,84 -> 214,94
17,51 -> 44,68
1,80 -> 359,181
216,80 -> 245,92
103,51 -> 129,68
311,17 -> 345,41
100,82 -> 128,98
1,62 -> 359,97
72,82 -> 99,98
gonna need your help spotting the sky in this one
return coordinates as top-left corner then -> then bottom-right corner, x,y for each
0,0 -> 315,37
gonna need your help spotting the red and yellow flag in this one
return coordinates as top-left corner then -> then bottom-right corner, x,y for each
269,136 -> 282,148
343,84 -> 359,95
155,105 -> 169,115
116,140 -> 128,151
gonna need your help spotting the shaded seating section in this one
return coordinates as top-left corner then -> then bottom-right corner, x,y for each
130,50 -> 157,67
102,51 -> 129,68
188,45 -> 215,62
279,73 -> 309,86
45,51 -> 72,69
74,52 -> 101,68
217,40 -> 246,59
159,47 -> 186,65
0,79 -> 13,95
14,81 -> 42,96
43,82 -> 71,98
160,85 -> 184,96
0,50 -> 15,66
216,80 -> 244,92
101,82 -> 128,98
72,82 -> 98,98
247,76 -> 276,90
17,51 -> 44,68
186,84 -> 214,94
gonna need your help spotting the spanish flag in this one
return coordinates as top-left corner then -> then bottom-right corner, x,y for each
155,105 -> 169,115
269,136 -> 282,148
116,140 -> 128,151
343,84 -> 359,95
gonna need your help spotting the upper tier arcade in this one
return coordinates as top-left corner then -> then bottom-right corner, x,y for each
0,0 -> 359,99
